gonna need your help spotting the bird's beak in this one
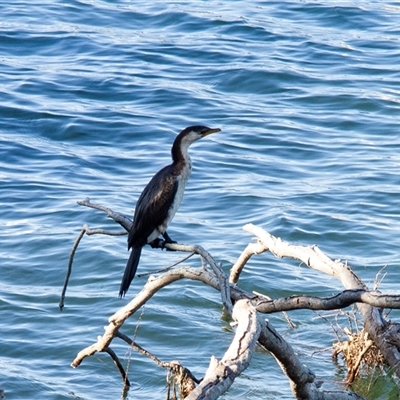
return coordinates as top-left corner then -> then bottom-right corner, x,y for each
202,128 -> 221,137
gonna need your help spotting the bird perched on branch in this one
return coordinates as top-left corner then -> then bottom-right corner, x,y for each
119,125 -> 221,297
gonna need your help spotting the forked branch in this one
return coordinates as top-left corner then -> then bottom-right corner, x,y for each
65,201 -> 400,399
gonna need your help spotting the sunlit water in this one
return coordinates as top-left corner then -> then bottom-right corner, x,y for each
1,1 -> 400,399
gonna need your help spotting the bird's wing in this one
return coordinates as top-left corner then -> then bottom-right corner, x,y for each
128,165 -> 178,248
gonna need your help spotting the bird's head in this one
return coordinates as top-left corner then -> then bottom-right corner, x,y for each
171,125 -> 221,163
177,125 -> 221,146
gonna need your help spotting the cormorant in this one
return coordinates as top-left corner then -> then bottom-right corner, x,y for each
119,125 -> 221,297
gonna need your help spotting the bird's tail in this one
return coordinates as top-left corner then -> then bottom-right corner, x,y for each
119,246 -> 142,297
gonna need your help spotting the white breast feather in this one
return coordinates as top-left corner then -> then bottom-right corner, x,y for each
157,157 -> 192,234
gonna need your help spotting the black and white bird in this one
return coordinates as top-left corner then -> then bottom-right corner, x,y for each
119,125 -> 221,297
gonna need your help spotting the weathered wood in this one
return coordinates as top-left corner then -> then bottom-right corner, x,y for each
243,223 -> 400,381
258,321 -> 364,399
185,299 -> 262,400
65,202 -> 400,399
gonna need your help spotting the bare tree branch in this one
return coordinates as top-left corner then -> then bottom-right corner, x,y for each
116,331 -> 170,368
258,321 -> 364,400
159,243 -> 233,315
243,223 -> 400,380
71,266 -> 221,368
65,201 -> 400,398
59,224 -> 87,310
255,289 -> 400,313
66,199 -> 233,314
104,347 -> 131,388
242,223 -> 364,287
229,241 -> 265,284
77,198 -> 132,231
185,299 -> 262,400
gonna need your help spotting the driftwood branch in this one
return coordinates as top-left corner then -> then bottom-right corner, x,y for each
71,266 -> 221,368
65,201 -> 400,399
116,330 -> 201,397
59,222 -> 127,310
59,224 -> 87,310
258,321 -> 364,400
77,198 -> 132,231
104,347 -> 131,388
255,289 -> 400,313
186,299 -> 262,400
230,241 -> 266,284
62,199 -> 232,314
241,223 -> 400,381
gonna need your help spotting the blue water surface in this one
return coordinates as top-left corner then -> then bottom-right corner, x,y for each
1,1 -> 400,399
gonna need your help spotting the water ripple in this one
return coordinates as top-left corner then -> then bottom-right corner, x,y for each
1,1 -> 400,399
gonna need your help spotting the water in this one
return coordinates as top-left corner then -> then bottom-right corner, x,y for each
1,1 -> 400,399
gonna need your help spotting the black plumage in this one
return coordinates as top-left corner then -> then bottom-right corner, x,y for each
119,125 -> 221,297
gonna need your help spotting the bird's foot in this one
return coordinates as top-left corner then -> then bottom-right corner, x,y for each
149,237 -> 177,251
149,238 -> 165,249
162,231 -> 175,243
162,232 -> 177,251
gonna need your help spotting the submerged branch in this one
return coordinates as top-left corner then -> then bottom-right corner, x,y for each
258,320 -> 364,400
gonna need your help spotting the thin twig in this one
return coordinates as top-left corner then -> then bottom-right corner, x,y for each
374,265 -> 388,291
60,223 -> 126,309
85,228 -> 127,236
137,252 -> 196,277
124,305 -> 146,386
116,331 -> 172,368
104,347 -> 131,387
59,225 -> 88,310
77,198 -> 132,231
160,243 -> 232,315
